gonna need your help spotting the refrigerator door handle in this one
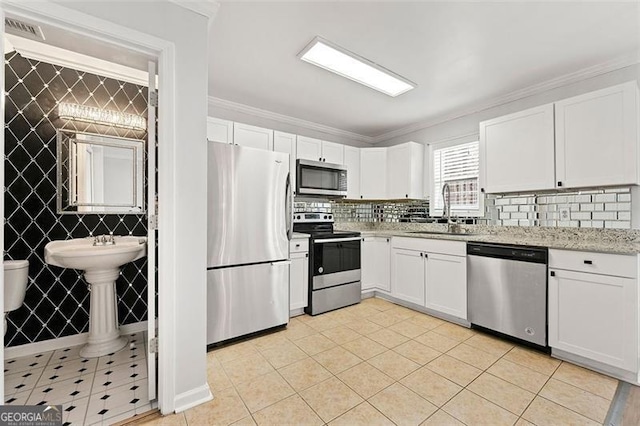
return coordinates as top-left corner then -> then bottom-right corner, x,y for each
285,172 -> 293,241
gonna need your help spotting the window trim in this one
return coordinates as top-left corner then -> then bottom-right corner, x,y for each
429,137 -> 484,218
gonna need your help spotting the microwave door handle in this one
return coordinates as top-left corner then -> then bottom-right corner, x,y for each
285,172 -> 292,240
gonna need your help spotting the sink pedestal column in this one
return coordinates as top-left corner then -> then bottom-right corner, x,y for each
80,269 -> 128,358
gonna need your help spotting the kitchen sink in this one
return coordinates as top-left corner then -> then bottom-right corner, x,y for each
409,230 -> 479,236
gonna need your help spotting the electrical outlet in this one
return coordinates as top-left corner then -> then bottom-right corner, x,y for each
559,206 -> 570,221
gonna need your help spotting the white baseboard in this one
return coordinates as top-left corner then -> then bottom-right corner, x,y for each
173,383 -> 212,413
289,308 -> 305,317
5,321 -> 148,359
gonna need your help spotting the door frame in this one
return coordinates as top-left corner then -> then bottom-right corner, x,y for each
0,0 -> 178,413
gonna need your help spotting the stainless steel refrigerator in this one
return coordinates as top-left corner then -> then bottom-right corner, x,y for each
207,142 -> 292,345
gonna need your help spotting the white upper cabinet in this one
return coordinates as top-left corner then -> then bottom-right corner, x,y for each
360,148 -> 387,199
343,146 -> 361,199
555,81 -> 639,189
296,136 -> 344,164
480,104 -> 556,193
387,142 -> 424,199
480,81 -> 640,194
296,136 -> 323,161
207,117 -> 233,144
233,122 -> 274,151
274,131 -> 297,195
321,141 -> 344,164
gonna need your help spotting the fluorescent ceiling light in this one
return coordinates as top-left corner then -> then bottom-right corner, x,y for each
298,36 -> 416,97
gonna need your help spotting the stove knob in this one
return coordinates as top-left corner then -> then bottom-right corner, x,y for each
296,215 -> 301,220
323,215 -> 327,219
328,215 -> 333,220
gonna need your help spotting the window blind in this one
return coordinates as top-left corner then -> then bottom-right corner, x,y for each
432,141 -> 480,215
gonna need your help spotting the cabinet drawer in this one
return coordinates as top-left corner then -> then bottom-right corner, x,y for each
549,249 -> 637,278
290,239 -> 309,254
392,236 -> 466,257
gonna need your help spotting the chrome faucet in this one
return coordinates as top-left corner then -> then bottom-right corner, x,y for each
93,234 -> 116,246
442,183 -> 461,233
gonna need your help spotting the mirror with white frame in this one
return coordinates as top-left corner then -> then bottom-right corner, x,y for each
57,130 -> 145,214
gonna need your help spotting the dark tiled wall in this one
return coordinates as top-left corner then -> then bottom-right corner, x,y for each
4,52 -> 149,347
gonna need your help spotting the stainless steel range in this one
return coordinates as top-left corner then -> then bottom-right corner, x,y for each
293,213 -> 361,315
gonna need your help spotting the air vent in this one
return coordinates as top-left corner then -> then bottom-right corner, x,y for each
5,18 -> 45,42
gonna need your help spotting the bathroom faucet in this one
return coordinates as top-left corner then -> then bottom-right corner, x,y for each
93,234 -> 116,246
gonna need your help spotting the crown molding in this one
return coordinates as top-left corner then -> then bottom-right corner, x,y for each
168,0 -> 220,20
208,96 -> 375,144
371,53 -> 639,144
7,35 -> 148,86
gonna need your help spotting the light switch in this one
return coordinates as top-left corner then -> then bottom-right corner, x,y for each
559,206 -> 570,221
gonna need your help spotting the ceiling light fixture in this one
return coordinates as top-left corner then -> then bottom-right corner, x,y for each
58,102 -> 147,131
298,36 -> 416,97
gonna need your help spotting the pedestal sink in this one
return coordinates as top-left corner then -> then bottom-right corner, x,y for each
45,236 -> 147,358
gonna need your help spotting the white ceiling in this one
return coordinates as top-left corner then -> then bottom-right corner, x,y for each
209,1 -> 639,139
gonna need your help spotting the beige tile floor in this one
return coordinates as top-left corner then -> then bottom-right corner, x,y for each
142,297 -> 620,426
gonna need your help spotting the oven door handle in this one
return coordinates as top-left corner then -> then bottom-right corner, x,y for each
314,237 -> 362,244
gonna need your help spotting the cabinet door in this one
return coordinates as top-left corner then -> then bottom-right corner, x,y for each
297,136 -> 323,161
233,123 -> 274,150
425,253 -> 467,320
549,269 -> 638,371
362,237 -> 390,292
321,141 -> 344,164
360,148 -> 387,199
480,104 -> 555,193
391,248 -> 425,305
555,82 -> 639,188
344,146 -> 361,199
387,144 -> 411,199
207,117 -> 233,144
290,251 -> 309,311
274,131 -> 297,196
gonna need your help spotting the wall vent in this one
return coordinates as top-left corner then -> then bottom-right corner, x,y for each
5,17 -> 45,42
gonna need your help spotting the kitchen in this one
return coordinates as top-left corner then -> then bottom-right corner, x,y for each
1,1 -> 639,425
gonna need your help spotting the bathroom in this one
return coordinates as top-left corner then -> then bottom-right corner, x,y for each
2,17 -> 157,425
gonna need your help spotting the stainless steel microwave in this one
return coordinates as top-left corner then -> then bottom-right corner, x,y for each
296,159 -> 347,198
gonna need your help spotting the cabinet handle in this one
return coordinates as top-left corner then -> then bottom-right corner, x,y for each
424,253 -> 428,259
557,181 -> 563,187
583,260 -> 593,265
319,157 -> 322,161
360,195 -> 363,199
550,271 -> 555,277
295,244 -> 300,248
480,188 -> 485,193
386,238 -> 389,242
405,194 -> 408,198
305,253 -> 308,258
420,253 -> 423,257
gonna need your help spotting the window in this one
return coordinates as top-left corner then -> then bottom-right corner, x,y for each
431,141 -> 482,217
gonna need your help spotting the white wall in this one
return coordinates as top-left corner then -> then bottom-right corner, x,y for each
52,0 -> 211,412
209,104 -> 371,147
380,64 -> 640,146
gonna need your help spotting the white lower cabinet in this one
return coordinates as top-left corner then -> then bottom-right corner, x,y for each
549,250 -> 638,373
391,248 -> 425,305
361,236 -> 390,292
425,253 -> 467,320
290,239 -> 309,313
390,237 -> 467,320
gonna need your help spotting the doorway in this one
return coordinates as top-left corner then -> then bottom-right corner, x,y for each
1,10 -> 160,424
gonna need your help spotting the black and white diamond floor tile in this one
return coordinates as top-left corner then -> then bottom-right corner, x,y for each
37,357 -> 98,386
5,367 -> 45,391
84,381 -> 150,426
4,333 -> 150,425
27,374 -> 94,406
4,351 -> 53,375
96,339 -> 146,371
91,360 -> 147,393
3,390 -> 31,405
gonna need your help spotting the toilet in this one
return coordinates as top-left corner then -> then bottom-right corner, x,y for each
4,260 -> 28,335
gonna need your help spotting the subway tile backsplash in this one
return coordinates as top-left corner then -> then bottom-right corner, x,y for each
295,185 -> 633,229
484,187 -> 632,229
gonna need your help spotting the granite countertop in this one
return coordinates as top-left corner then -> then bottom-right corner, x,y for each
335,223 -> 640,255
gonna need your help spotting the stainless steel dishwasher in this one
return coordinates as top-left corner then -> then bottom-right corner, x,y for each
467,242 -> 548,347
